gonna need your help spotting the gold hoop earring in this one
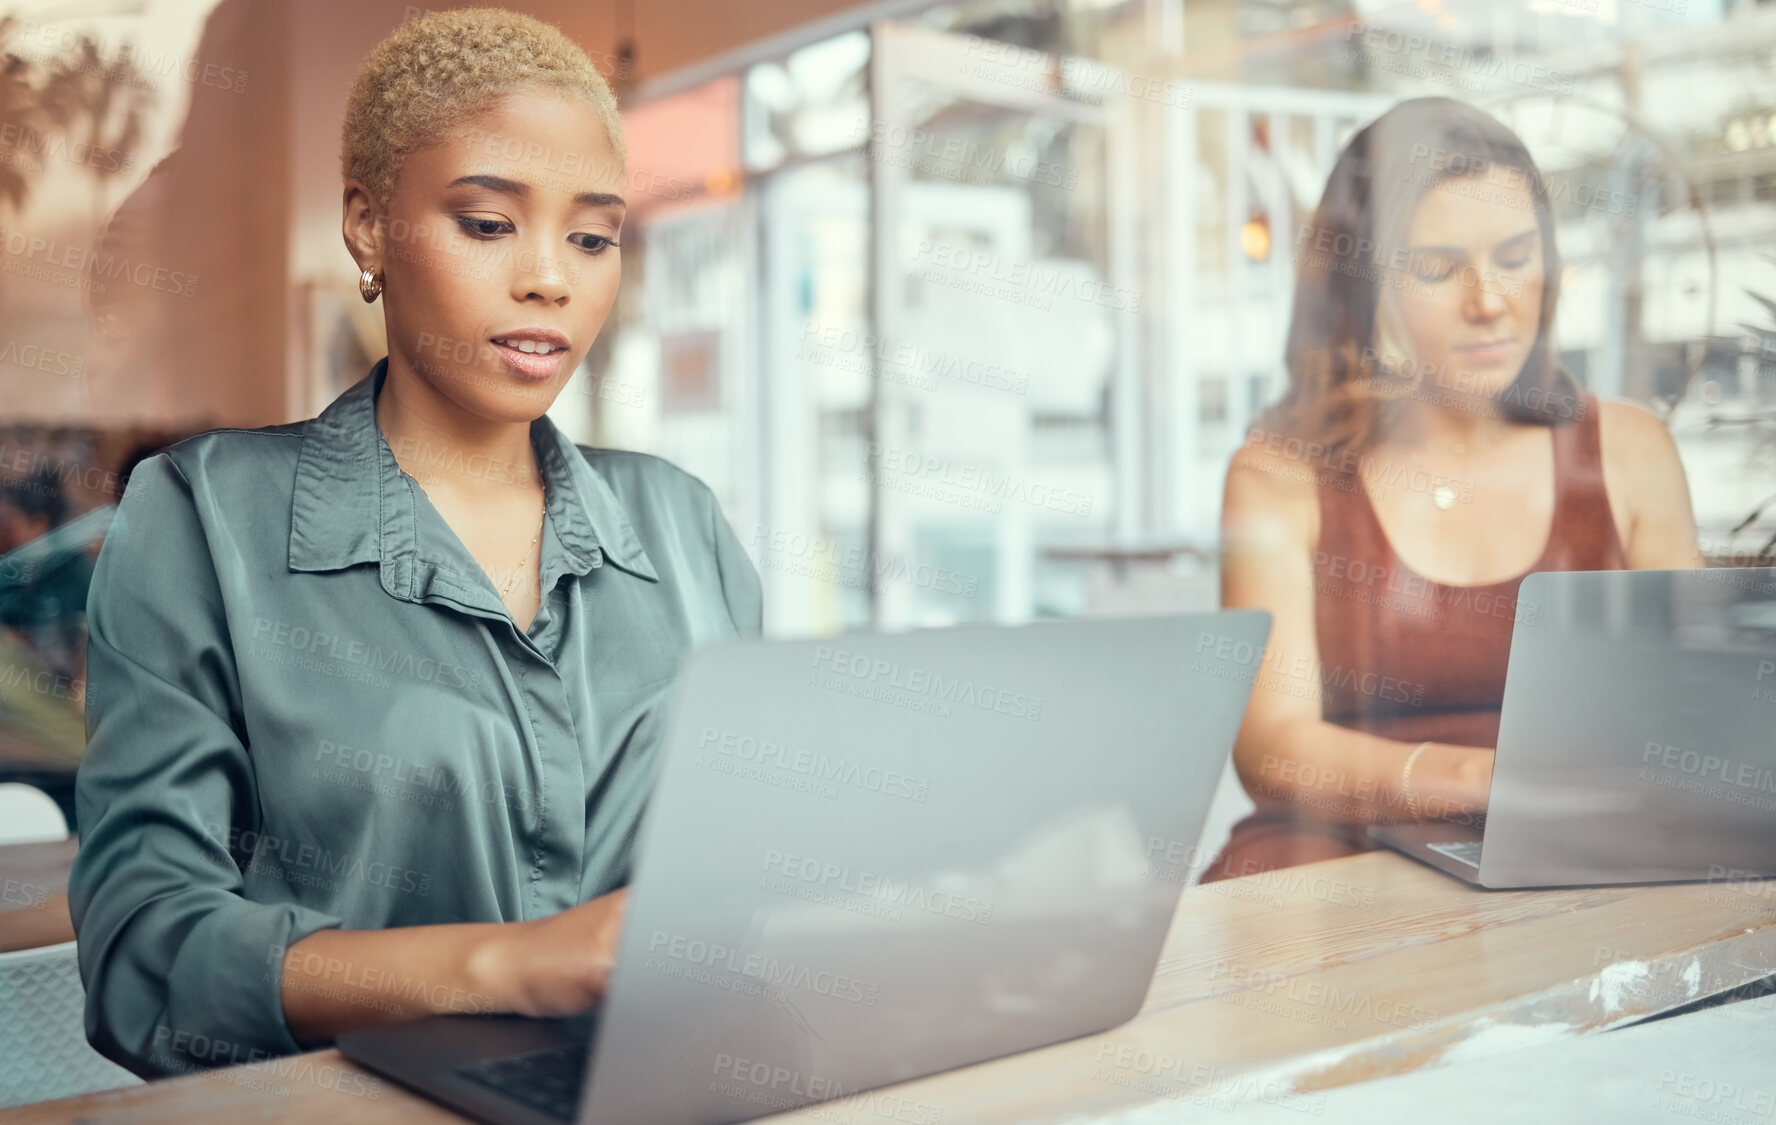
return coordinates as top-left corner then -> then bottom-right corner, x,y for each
359,266 -> 383,303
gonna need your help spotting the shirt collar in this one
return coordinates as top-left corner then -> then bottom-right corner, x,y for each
288,357 -> 658,590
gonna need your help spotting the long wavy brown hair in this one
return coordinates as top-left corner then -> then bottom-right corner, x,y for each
1259,97 -> 1585,456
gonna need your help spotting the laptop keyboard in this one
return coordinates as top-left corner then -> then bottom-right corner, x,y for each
457,1042 -> 588,1122
1428,840 -> 1483,868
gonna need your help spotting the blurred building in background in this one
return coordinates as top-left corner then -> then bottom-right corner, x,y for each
601,0 -> 1776,635
2,0 -> 1773,654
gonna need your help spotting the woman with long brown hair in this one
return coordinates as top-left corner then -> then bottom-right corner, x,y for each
1204,97 -> 1699,880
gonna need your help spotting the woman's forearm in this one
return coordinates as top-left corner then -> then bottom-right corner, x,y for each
280,919 -> 522,1046
1235,719 -> 1492,826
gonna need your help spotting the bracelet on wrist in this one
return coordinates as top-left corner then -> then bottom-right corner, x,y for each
1399,741 -> 1432,823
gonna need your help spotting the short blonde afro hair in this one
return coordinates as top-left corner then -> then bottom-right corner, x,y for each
341,7 -> 625,208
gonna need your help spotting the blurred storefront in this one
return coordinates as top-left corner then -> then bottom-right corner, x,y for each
1,0 -> 1772,649
601,0 -> 1776,634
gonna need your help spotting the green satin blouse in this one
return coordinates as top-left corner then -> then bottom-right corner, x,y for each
68,357 -> 761,1078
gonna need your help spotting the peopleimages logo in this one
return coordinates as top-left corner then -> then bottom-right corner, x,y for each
1207,962 -> 1440,1033
249,617 -> 482,691
0,123 -> 134,175
697,727 -> 934,802
859,119 -> 1080,190
6,23 -> 249,94
1640,740 -> 1776,814
798,321 -> 1032,395
1651,1070 -> 1775,1119
761,849 -> 994,924
868,443 -> 1093,518
645,930 -> 881,1005
1343,23 -> 1575,95
1294,224 -> 1524,299
148,1027 -> 382,1097
0,337 -> 85,379
1409,144 -> 1640,219
209,824 -> 433,897
1642,741 -> 1776,794
751,525 -> 980,599
311,739 -> 531,814
811,645 -> 1044,721
708,1054 -> 945,1124
0,226 -> 198,296
1757,660 -> 1776,705
914,239 -> 1142,313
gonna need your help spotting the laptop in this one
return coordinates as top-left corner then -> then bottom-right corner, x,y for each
1370,567 -> 1776,889
339,610 -> 1271,1124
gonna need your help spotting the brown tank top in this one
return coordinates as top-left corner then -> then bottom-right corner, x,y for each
1312,395 -> 1627,748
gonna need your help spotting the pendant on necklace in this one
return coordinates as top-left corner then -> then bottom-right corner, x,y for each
1431,485 -> 1457,511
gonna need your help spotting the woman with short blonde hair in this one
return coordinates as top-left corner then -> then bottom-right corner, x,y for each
71,8 -> 760,1077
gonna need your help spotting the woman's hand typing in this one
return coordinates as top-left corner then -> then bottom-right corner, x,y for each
472,887 -> 630,1019
282,886 -> 631,1046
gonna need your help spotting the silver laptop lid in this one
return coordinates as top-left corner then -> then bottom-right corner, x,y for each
1482,568 -> 1776,888
579,611 -> 1269,1124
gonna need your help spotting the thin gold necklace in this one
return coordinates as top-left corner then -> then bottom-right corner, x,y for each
499,504 -> 546,598
1420,422 -> 1506,511
405,468 -> 546,598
